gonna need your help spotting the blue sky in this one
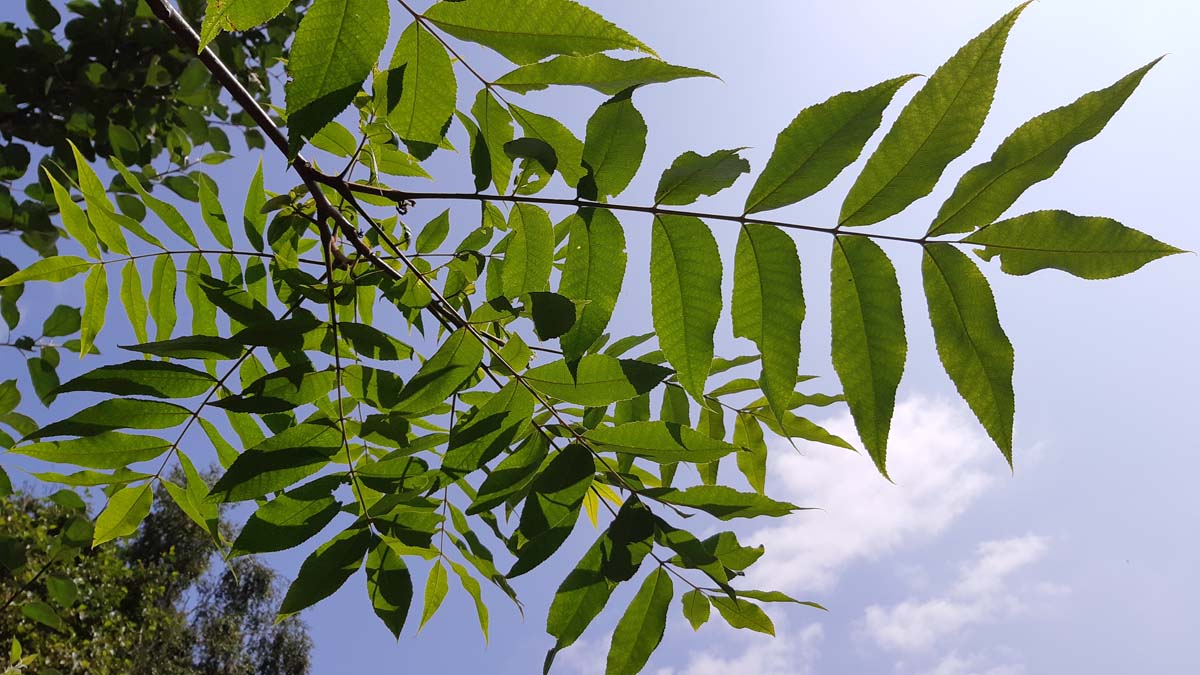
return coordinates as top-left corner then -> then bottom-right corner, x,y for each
3,2 -> 1199,674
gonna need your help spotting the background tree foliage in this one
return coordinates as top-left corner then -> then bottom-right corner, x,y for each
0,1 -> 1182,673
0,479 -> 311,675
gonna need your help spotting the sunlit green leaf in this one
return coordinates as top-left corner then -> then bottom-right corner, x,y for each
366,539 -> 414,639
29,399 -> 192,440
393,329 -> 483,415
931,59 -> 1160,235
0,256 -> 92,287
423,0 -> 653,65
45,171 -> 100,258
681,590 -> 710,630
111,158 -> 198,247
497,53 -> 714,95
119,261 -> 148,345
12,432 -> 172,469
964,210 -> 1183,279
606,568 -> 672,675
586,421 -> 738,464
710,596 -> 774,635
199,0 -> 292,49
208,423 -> 343,502
525,354 -> 671,406
80,264 -> 107,357
510,443 -> 595,577
744,74 -> 917,214
581,89 -> 646,200
839,3 -> 1030,226
380,22 -> 456,145
149,255 -> 178,341
655,149 -> 749,206
41,305 -> 81,338
643,485 -> 799,520
231,476 -> 342,556
471,89 -> 515,193
502,204 -> 554,296
93,482 -> 153,546
58,360 -> 215,398
442,382 -> 534,476
651,215 -> 721,399
419,560 -> 449,631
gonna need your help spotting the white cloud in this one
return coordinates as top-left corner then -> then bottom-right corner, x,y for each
745,397 -> 998,594
922,652 -> 1027,675
862,534 -> 1055,653
664,621 -> 824,675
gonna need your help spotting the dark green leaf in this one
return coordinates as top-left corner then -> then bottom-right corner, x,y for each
931,59 -> 1160,236
244,160 -> 267,251
41,305 -> 81,338
510,443 -> 595,577
839,3 -> 1030,226
207,423 -> 343,502
21,601 -> 66,633
231,477 -> 342,556
419,560 -> 449,630
122,335 -> 244,360
525,354 -> 671,406
471,89 -> 515,193
393,329 -> 483,415
830,236 -> 905,476
643,485 -> 799,520
442,382 -> 534,476
279,525 -> 372,617
651,215 -> 722,399
29,399 -> 191,440
468,434 -> 549,515
510,104 -> 586,187
923,244 -> 1015,460
366,540 -> 414,639
963,210 -> 1183,279
213,365 -> 337,414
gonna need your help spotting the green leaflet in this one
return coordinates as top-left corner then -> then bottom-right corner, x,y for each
419,560 -> 449,631
839,3 -> 1030,227
655,149 -> 750,206
931,59 -> 1160,236
416,210 -> 451,254
21,601 -> 65,633
744,75 -> 917,215
58,360 -> 215,398
681,590 -> 711,630
642,485 -> 799,520
285,0 -> 389,149
119,261 -> 148,345
31,469 -> 151,487
753,410 -> 855,451
710,596 -> 775,635
312,121 -> 357,156
111,158 -> 198,247
830,236 -> 906,476
545,500 -> 654,669
585,421 -> 739,464
392,329 -> 483,415
80,264 -> 108,358
380,22 -> 456,145
243,160 -> 267,251
467,434 -> 549,515
197,176 -> 234,248
923,244 -> 1015,461
471,89 -> 516,193
581,89 -> 646,200
149,255 -> 177,341
558,209 -> 626,361
734,412 -> 767,495
442,382 -> 535,476
651,215 -> 722,399
67,142 -> 130,255
123,335 -> 244,360
29,399 -> 192,440
212,365 -> 338,413
93,483 -> 153,546
449,560 -> 490,642
0,256 -> 91,287
496,54 -> 714,95
606,568 -> 672,675
366,540 -> 414,639
731,224 -> 803,421
163,451 -> 220,539
199,0 -> 292,49
501,204 -> 554,297
525,292 -> 580,340
524,354 -> 671,406
510,104 -> 586,187
12,432 -> 173,469
44,172 -> 100,258
231,476 -> 342,556
510,443 -> 595,577
963,210 -> 1183,279
279,525 -> 373,617
422,0 -> 653,65
207,423 -> 343,503
41,305 -> 80,338
185,254 -> 218,336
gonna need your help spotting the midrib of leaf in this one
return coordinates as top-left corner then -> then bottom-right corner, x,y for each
841,26 -> 1009,226
303,0 -> 356,104
419,16 -> 644,52
964,240 -> 1178,254
836,237 -> 886,410
924,247 -> 1006,410
657,217 -> 701,388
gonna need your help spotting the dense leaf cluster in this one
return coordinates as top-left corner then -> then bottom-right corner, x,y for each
0,480 -> 310,675
0,1 -> 1181,673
